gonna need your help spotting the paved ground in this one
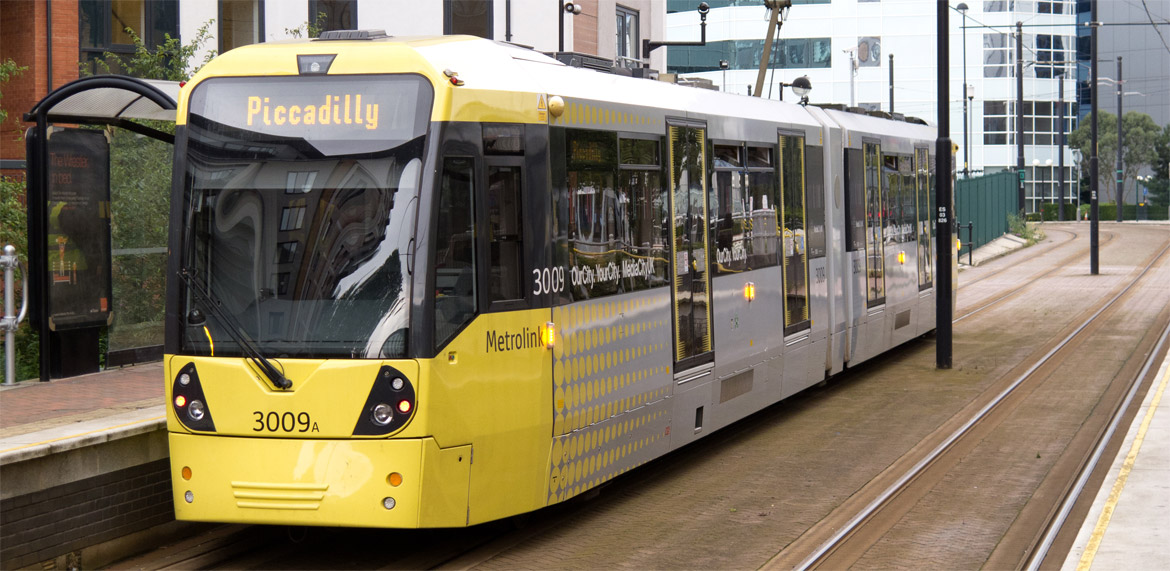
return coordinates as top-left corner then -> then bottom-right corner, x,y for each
0,362 -> 162,439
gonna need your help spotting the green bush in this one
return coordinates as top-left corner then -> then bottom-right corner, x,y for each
1,176 -> 39,381
1040,203 -> 1079,221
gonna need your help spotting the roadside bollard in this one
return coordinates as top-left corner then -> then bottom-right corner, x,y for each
2,245 -> 29,386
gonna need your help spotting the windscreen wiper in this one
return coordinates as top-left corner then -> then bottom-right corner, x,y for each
179,268 -> 293,390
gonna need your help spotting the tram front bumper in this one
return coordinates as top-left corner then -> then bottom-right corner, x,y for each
169,433 -> 471,528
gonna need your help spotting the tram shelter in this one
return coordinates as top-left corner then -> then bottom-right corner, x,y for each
23,76 -> 178,380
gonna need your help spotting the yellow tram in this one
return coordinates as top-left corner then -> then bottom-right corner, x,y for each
166,32 -> 951,528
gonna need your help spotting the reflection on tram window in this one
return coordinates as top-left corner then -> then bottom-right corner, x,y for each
562,129 -> 669,300
864,141 -> 886,305
710,143 -> 780,275
434,157 -> 477,347
181,74 -> 431,359
488,165 -> 524,302
779,133 -> 809,332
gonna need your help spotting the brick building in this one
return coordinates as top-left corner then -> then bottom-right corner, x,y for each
1,0 -> 81,179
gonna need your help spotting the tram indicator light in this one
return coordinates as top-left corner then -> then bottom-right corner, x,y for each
543,322 -> 556,348
397,400 -> 412,414
175,395 -> 187,407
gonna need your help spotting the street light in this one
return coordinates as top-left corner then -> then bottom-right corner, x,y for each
1033,158 -> 1041,215
779,75 -> 812,105
955,2 -> 970,177
559,1 -> 582,53
1045,158 -> 1053,215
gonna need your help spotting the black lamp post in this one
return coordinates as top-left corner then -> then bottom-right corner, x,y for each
779,75 -> 812,105
558,1 -> 582,53
955,2 -> 969,176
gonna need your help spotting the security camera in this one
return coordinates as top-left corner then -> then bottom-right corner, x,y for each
565,2 -> 582,14
698,2 -> 710,15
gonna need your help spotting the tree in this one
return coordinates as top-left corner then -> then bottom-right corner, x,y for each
1120,112 -> 1161,204
1148,123 -> 1170,209
88,22 -> 215,81
1069,110 -> 1163,205
1069,111 -> 1119,203
0,58 -> 28,128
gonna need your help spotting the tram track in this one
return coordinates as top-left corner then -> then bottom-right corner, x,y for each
768,226 -> 1170,570
955,228 -> 1115,323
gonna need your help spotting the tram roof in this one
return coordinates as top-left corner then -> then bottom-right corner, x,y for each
188,35 -> 823,131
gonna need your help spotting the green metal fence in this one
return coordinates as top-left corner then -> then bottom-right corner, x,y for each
955,171 -> 1017,251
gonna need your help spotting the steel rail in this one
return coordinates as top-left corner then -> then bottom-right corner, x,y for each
795,237 -> 1170,570
1024,316 -> 1170,570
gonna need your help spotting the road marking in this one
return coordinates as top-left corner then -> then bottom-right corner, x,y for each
1077,360 -> 1170,570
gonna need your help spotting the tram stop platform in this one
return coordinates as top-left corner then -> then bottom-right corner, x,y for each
0,363 -> 178,570
1062,348 -> 1170,569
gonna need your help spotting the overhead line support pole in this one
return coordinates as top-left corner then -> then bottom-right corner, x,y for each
936,0 -> 953,369
1090,3 -> 1099,275
1016,21 -> 1025,214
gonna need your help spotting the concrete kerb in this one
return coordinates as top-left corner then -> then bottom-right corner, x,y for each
0,406 -> 165,467
960,233 -> 1029,268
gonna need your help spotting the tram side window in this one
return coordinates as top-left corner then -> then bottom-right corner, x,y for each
779,133 -> 809,333
620,137 -> 670,290
864,142 -> 885,305
882,154 -> 917,245
805,145 -> 826,259
487,166 -> 523,302
711,144 -> 749,274
433,157 -> 477,347
916,147 -> 933,288
709,143 -> 780,273
844,149 -> 865,252
746,146 -> 779,269
566,129 -> 620,299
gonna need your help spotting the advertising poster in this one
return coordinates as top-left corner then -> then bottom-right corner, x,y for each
45,127 -> 113,330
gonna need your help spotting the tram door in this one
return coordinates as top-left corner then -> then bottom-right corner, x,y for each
667,122 -> 714,374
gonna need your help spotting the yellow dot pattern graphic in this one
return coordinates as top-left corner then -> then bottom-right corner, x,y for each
552,100 -> 662,130
547,291 -> 674,505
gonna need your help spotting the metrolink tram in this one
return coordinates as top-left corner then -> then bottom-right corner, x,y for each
165,32 -> 956,528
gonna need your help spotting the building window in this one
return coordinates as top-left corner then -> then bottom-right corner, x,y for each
617,6 -> 639,69
983,33 -> 1009,77
220,0 -> 264,53
984,99 -> 1078,146
1036,34 -> 1072,79
444,0 -> 493,39
309,0 -> 357,33
79,0 -> 178,75
668,38 -> 831,74
983,100 -> 1009,145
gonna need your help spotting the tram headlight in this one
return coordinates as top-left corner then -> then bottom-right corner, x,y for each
353,365 -> 416,436
372,403 -> 394,425
172,364 -> 216,432
188,400 -> 207,421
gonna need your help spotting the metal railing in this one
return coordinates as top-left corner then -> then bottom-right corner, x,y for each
2,245 -> 29,386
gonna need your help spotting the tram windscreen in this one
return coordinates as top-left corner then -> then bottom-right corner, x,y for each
178,75 -> 433,359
